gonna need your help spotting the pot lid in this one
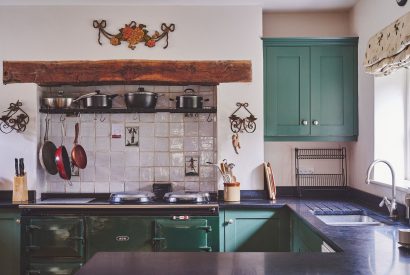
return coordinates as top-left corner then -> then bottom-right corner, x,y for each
163,191 -> 210,203
109,191 -> 155,203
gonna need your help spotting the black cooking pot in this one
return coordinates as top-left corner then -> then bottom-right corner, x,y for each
124,87 -> 158,109
81,90 -> 118,109
170,88 -> 209,109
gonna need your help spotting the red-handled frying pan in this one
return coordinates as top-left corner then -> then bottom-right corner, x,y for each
55,123 -> 71,180
71,122 -> 87,169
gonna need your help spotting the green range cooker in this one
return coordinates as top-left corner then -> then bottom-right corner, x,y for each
20,191 -> 219,275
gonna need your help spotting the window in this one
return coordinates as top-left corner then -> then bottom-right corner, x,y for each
374,67 -> 409,188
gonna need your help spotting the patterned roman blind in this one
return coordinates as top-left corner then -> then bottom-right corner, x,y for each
364,11 -> 410,76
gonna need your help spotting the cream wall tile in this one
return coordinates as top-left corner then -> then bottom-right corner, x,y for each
110,166 -> 124,181
125,151 -> 139,166
170,167 -> 184,181
96,122 -> 110,137
48,182 -> 65,192
170,152 -> 184,166
80,122 -> 96,137
81,167 -> 95,181
155,113 -> 169,123
125,182 -> 140,192
95,166 -> 110,181
184,122 -> 198,137
125,167 -> 140,182
111,138 -> 126,152
170,123 -> 184,136
185,181 -> 200,191
139,182 -> 154,191
96,152 -> 110,167
155,167 -> 169,181
81,182 -> 95,193
110,182 -> 125,192
199,137 -> 214,151
95,182 -> 110,193
139,124 -> 155,137
155,137 -> 169,152
140,114 -> 155,122
140,167 -> 154,181
184,137 -> 199,152
139,137 -> 155,151
200,181 -> 216,191
66,181 -> 81,193
200,151 -> 214,165
155,152 -> 170,166
199,122 -> 214,136
111,152 -> 125,167
155,123 -> 169,137
96,137 -> 110,151
170,113 -> 184,122
169,138 -> 184,151
140,152 -> 154,167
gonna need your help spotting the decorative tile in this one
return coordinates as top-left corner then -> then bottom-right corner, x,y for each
125,167 -> 140,182
185,156 -> 199,176
199,137 -> 214,151
140,152 -> 154,167
125,126 -> 139,147
155,152 -> 170,166
155,123 -> 169,137
125,151 -> 139,167
155,167 -> 170,181
169,123 -> 184,136
169,138 -> 184,151
170,113 -> 184,122
140,167 -> 154,181
170,152 -> 184,166
155,113 -> 169,123
155,137 -> 169,152
170,167 -> 185,181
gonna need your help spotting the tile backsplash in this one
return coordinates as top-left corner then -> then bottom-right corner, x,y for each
40,85 -> 217,193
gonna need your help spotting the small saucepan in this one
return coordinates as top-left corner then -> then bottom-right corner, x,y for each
170,88 -> 209,109
124,87 -> 159,109
79,90 -> 118,109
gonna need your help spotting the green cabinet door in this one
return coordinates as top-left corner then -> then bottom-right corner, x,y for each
223,209 -> 290,252
264,46 -> 310,137
86,216 -> 154,259
310,46 -> 355,137
0,209 -> 20,275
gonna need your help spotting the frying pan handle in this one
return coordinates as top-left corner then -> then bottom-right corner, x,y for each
60,123 -> 65,145
44,118 -> 49,142
73,92 -> 98,102
74,123 -> 79,144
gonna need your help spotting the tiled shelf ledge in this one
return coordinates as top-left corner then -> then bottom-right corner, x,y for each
39,107 -> 217,114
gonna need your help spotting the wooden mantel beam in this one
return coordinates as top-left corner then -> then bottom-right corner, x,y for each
3,59 -> 252,86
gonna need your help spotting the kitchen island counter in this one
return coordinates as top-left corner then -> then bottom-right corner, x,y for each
76,198 -> 410,275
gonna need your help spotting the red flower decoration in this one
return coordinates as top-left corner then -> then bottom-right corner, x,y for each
145,39 -> 156,48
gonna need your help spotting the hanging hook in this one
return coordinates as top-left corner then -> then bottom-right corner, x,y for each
99,114 -> 106,122
133,112 -> 140,121
60,114 -> 65,122
206,113 -> 213,123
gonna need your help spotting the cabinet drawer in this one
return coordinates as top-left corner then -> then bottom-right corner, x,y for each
25,217 -> 84,258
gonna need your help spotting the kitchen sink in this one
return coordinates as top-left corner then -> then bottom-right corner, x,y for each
315,214 -> 382,226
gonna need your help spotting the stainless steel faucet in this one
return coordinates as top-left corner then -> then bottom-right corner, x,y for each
366,159 -> 398,219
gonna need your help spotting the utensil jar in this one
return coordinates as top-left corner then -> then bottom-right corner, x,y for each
224,182 -> 240,202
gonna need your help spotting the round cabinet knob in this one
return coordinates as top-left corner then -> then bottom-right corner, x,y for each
301,120 -> 308,126
312,120 -> 319,126
227,219 -> 234,224
16,219 -> 20,224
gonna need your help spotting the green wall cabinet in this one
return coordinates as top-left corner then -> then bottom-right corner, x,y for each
221,209 -> 290,252
0,209 -> 21,275
264,38 -> 358,141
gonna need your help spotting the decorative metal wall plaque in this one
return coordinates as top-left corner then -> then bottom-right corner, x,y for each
185,156 -> 199,176
229,102 -> 257,134
93,20 -> 175,50
125,126 -> 139,147
0,101 -> 30,134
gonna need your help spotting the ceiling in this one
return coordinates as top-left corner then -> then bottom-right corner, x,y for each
0,0 -> 360,12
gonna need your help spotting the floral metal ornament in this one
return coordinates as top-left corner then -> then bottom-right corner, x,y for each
0,101 -> 30,134
93,20 -> 175,50
229,103 -> 257,134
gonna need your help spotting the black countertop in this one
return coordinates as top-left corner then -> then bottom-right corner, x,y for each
75,198 -> 410,275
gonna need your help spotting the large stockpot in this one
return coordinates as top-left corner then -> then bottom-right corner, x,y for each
170,88 -> 209,109
124,87 -> 158,109
80,90 -> 118,109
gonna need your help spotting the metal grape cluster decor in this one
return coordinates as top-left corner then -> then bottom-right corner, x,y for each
93,20 -> 175,50
0,101 -> 30,134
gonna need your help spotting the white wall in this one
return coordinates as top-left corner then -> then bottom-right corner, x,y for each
350,0 -> 410,204
0,6 -> 264,194
263,11 -> 351,187
263,11 -> 351,37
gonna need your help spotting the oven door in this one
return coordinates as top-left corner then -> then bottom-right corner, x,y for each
154,217 -> 213,252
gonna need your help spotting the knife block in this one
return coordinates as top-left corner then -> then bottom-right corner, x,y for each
13,173 -> 28,202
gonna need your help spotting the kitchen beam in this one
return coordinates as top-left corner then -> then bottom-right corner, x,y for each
3,59 -> 252,86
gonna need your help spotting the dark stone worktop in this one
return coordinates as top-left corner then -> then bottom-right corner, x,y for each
76,198 -> 410,275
